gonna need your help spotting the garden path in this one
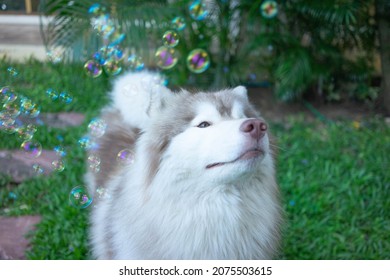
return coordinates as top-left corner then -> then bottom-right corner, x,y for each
0,112 -> 84,259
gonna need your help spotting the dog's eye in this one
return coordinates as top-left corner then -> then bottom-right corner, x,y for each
197,121 -> 211,128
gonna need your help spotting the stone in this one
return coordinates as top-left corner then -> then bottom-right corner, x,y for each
0,150 -> 60,183
0,215 -> 41,259
17,112 -> 85,128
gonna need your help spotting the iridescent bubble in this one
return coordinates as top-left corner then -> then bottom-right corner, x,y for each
28,105 -> 41,118
155,46 -> 179,70
84,60 -> 103,78
0,114 -> 17,134
8,192 -> 17,200
69,186 -> 93,209
162,30 -> 179,47
95,186 -> 110,200
3,101 -> 21,118
127,55 -> 144,71
46,88 -> 59,101
32,163 -> 44,175
21,140 -> 42,158
1,86 -> 17,103
186,49 -> 210,73
52,159 -> 65,172
54,145 -> 67,157
108,32 -> 126,47
16,124 -> 37,141
117,149 -> 135,165
88,3 -> 106,16
171,16 -> 186,31
59,91 -> 73,104
7,67 -> 18,77
101,22 -> 115,38
189,0 -> 208,21
46,49 -> 63,64
103,59 -> 122,76
260,0 -> 278,19
88,154 -> 101,173
20,97 -> 34,110
20,98 -> 40,118
88,118 -> 107,138
100,46 -> 124,61
78,136 -> 93,150
92,14 -> 115,38
93,51 -> 106,65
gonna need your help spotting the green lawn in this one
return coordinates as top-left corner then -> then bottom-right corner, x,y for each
0,59 -> 389,259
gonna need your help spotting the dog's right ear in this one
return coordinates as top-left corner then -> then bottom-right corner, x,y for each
232,86 -> 249,101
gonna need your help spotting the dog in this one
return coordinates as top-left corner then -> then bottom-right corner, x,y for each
86,71 -> 282,259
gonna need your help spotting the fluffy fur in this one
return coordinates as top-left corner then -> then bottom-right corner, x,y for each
86,71 -> 282,259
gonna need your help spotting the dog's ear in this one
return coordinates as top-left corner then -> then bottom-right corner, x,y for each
111,72 -> 173,129
148,83 -> 173,116
232,86 -> 248,101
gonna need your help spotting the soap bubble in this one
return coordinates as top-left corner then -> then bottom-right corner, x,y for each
3,101 -> 21,118
260,0 -> 278,19
20,98 -> 40,118
21,140 -> 42,158
32,163 -> 44,175
59,91 -> 73,104
88,118 -> 107,138
1,86 -> 17,103
88,3 -> 106,16
103,59 -> 122,76
46,88 -> 59,101
163,30 -> 179,47
93,51 -> 106,65
16,124 -> 37,141
95,186 -> 110,200
127,55 -> 145,71
109,32 -> 126,47
69,186 -> 93,209
84,60 -> 103,78
52,159 -> 65,172
171,16 -> 186,31
54,145 -> 67,157
46,48 -> 63,64
186,49 -> 210,73
78,136 -> 92,150
189,0 -> 208,21
100,46 -> 124,61
155,46 -> 179,70
0,113 -> 17,133
7,67 -> 18,77
56,135 -> 64,142
20,97 -> 34,110
8,192 -> 17,200
88,154 -> 101,173
117,149 -> 135,165
91,14 -> 115,38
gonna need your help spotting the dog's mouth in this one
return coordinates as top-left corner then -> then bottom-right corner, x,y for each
206,148 -> 263,169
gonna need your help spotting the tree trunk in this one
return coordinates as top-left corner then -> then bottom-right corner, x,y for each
375,0 -> 390,114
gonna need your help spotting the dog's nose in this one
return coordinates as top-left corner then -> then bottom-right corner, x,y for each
240,119 -> 267,140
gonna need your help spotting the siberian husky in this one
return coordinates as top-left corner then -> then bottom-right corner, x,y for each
86,71 -> 282,259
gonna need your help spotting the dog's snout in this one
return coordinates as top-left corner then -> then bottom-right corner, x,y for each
240,119 -> 267,140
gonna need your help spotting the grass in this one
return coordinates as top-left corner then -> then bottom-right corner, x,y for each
0,59 -> 389,259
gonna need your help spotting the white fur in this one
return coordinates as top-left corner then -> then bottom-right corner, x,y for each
88,72 -> 281,259
110,71 -> 170,128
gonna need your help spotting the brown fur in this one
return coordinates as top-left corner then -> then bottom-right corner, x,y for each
89,109 -> 140,188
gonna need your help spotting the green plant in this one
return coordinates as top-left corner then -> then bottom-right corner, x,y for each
39,0 -> 379,99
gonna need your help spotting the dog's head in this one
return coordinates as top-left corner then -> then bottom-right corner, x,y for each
140,84 -> 274,186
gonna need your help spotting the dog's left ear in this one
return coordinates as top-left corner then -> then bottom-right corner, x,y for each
232,86 -> 248,101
